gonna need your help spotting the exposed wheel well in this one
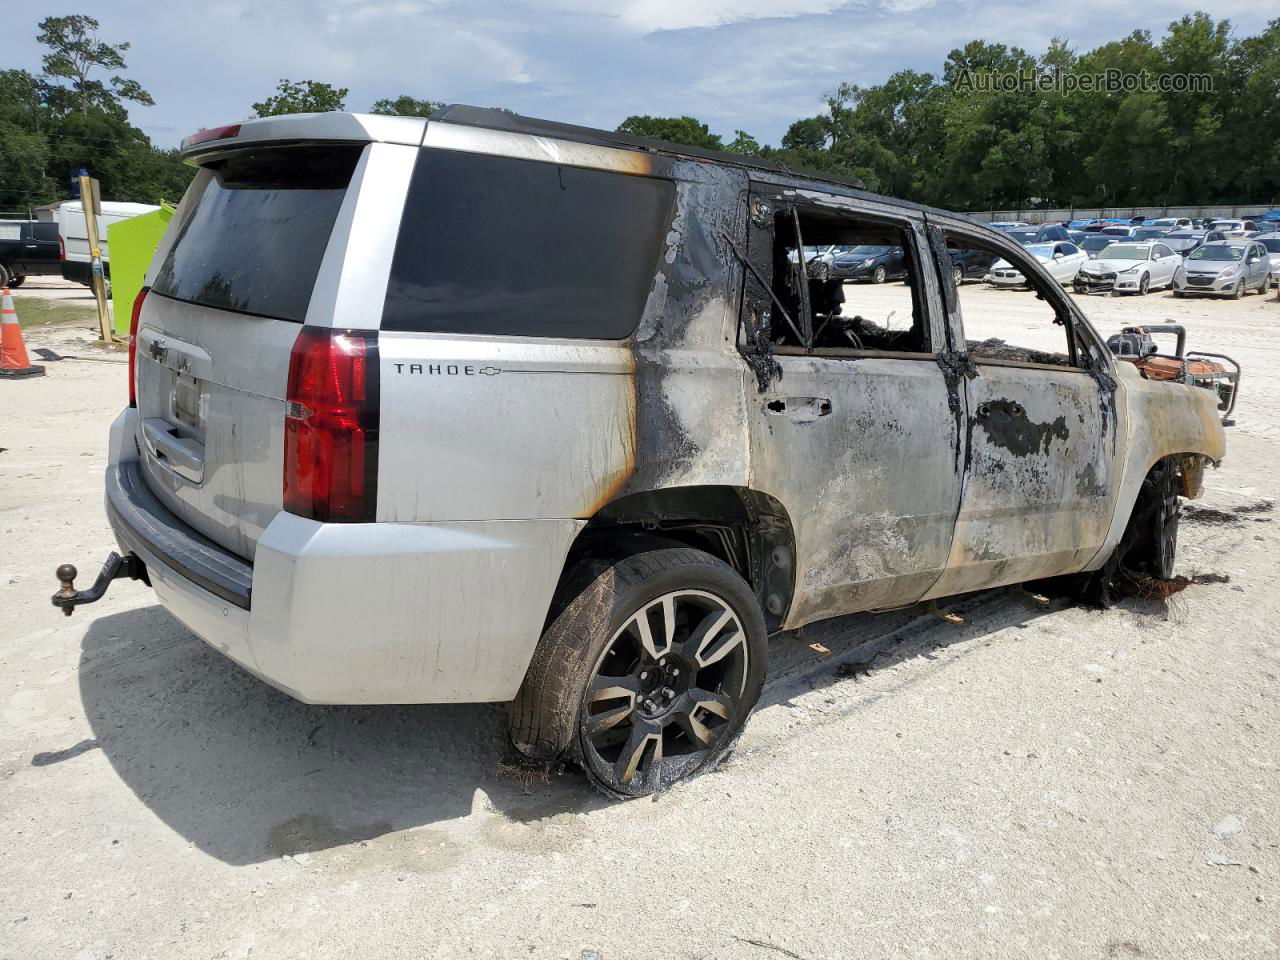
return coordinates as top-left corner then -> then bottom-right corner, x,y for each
560,486 -> 797,633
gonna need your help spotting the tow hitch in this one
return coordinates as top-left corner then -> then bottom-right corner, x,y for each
51,552 -> 149,616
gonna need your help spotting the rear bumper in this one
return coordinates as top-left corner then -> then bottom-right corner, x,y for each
106,410 -> 584,705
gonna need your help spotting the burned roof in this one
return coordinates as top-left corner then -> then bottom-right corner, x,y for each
430,104 -> 869,192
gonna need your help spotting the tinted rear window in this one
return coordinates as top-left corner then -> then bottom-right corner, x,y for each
382,149 -> 675,339
32,222 -> 60,242
152,145 -> 362,322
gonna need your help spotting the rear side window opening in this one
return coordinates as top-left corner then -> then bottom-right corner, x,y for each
152,145 -> 363,323
381,149 -> 676,340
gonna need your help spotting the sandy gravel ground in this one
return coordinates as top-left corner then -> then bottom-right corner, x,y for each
2,284 -> 1278,960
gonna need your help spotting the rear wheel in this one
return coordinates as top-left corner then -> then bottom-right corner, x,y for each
509,547 -> 767,799
0,263 -> 10,288
8,273 -> 25,289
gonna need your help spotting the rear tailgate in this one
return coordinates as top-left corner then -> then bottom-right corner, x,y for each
135,144 -> 364,560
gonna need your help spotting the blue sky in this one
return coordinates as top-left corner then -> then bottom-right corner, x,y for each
8,1 -> 1274,148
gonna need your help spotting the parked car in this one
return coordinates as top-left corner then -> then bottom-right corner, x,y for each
1084,218 -> 1131,232
48,199 -> 159,289
1005,224 -> 1072,244
1255,233 -> 1280,285
1067,229 -> 1090,245
827,244 -> 908,283
1145,217 -> 1193,231
0,219 -> 62,288
50,107 -> 1228,798
1173,240 -> 1272,298
1131,226 -> 1173,242
1099,225 -> 1135,239
1206,220 -> 1256,239
987,241 -> 1087,287
1162,230 -> 1206,256
1080,235 -> 1114,259
1074,241 -> 1183,295
947,247 -> 999,284
987,220 -> 1029,230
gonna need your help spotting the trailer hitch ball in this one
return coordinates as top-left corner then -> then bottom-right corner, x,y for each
55,564 -> 79,617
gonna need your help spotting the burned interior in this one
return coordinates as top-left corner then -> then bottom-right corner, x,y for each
743,201 -> 931,358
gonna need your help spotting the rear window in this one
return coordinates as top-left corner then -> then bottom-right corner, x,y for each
152,145 -> 362,322
382,148 -> 675,339
32,222 -> 60,242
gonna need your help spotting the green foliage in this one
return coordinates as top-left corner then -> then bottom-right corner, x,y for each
617,115 -> 723,150
252,79 -> 348,117
37,15 -> 153,116
618,17 -> 1280,209
370,95 -> 445,117
0,19 -> 191,214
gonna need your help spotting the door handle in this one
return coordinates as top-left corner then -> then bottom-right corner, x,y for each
142,418 -> 205,483
766,396 -> 832,423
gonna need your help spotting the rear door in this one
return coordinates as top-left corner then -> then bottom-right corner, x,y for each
135,142 -> 373,559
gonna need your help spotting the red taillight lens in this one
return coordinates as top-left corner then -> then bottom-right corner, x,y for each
181,123 -> 242,150
128,287 -> 149,408
283,327 -> 380,523
59,235 -> 66,261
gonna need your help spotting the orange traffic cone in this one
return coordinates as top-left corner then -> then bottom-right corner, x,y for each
1,287 -> 45,379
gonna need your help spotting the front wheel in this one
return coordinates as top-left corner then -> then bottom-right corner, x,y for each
1137,273 -> 1149,296
951,266 -> 963,287
0,263 -> 10,288
1230,280 -> 1244,300
509,547 -> 768,799
872,265 -> 887,284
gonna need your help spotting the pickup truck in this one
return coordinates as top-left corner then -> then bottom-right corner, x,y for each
0,220 -> 62,288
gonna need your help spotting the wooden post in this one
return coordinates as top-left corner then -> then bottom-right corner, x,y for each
78,175 -> 113,344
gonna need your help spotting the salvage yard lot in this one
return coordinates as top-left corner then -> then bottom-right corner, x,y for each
2,284 -> 1278,959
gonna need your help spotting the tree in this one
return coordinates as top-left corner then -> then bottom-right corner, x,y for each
37,15 -> 153,117
617,115 -> 723,150
781,116 -> 830,151
252,79 -> 348,118
370,95 -> 444,117
724,130 -> 762,156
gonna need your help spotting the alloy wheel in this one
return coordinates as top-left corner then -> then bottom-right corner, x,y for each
581,590 -> 751,790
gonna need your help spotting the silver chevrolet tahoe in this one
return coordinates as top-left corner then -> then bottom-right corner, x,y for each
53,107 -> 1228,798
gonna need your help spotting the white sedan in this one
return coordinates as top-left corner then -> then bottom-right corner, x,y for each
986,242 -> 1088,287
1073,241 -> 1183,295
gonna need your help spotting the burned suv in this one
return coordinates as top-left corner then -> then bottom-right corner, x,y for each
55,108 -> 1227,798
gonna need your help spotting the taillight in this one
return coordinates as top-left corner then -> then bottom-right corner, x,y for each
128,287 -> 149,408
283,327 -> 380,523
181,123 -> 242,151
58,235 -> 66,261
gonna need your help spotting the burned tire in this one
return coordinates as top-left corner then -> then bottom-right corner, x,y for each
509,547 -> 767,799
1044,460 -> 1180,606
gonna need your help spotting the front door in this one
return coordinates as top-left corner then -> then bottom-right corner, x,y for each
925,221 -> 1121,598
740,189 -> 964,627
